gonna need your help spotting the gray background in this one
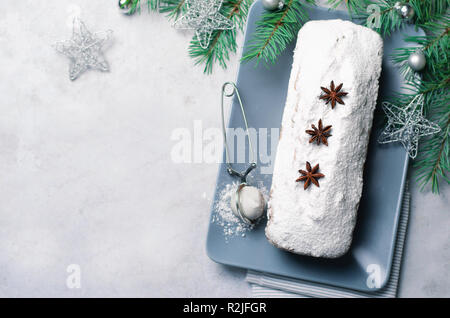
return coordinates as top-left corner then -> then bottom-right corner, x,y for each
0,0 -> 448,297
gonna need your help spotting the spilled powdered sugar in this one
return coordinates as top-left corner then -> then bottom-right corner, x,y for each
212,180 -> 269,241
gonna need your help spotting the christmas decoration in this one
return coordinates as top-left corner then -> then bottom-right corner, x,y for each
408,49 -> 427,71
54,18 -> 113,81
394,2 -> 415,21
242,0 -> 310,65
118,0 -> 158,15
378,95 -> 441,159
262,0 -> 285,11
118,0 -> 134,15
173,0 -> 234,49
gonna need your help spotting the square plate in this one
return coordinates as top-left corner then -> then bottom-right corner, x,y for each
206,1 -> 422,292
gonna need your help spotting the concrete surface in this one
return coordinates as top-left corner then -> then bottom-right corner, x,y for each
0,0 -> 448,297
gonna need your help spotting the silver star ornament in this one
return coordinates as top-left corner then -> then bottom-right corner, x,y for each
54,18 -> 113,81
378,94 -> 441,159
174,0 -> 234,49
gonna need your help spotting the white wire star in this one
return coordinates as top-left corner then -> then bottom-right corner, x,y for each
173,0 -> 234,49
54,18 -> 113,81
378,94 -> 441,159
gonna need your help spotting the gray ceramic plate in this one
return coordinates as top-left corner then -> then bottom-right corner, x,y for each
206,1 -> 423,292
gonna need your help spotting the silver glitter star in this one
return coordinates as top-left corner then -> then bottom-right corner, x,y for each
173,0 -> 234,49
54,18 -> 113,81
378,94 -> 441,159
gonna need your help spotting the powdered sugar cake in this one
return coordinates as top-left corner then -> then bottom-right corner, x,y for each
265,20 -> 384,258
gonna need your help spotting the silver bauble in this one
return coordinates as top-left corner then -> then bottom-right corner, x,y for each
394,2 -> 402,10
396,3 -> 415,20
118,0 -> 134,15
262,0 -> 284,11
408,50 -> 426,72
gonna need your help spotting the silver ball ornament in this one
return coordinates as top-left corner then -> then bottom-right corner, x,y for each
395,2 -> 415,20
118,0 -> 134,15
394,2 -> 402,10
262,0 -> 285,11
408,50 -> 426,72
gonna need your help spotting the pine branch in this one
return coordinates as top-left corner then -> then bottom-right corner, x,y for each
414,104 -> 450,194
241,0 -> 314,65
119,0 -> 185,16
119,0 -> 159,14
410,0 -> 450,25
392,16 -> 449,108
188,0 -> 253,74
390,16 -> 450,193
148,0 -> 160,10
368,1 -> 405,36
330,0 -> 449,37
392,34 -> 448,84
413,73 -> 449,193
159,0 -> 187,19
326,0 -> 369,16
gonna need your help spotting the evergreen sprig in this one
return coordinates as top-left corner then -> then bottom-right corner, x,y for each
326,0 -> 370,16
391,15 -> 449,78
410,0 -> 449,25
411,77 -> 449,193
386,8 -> 449,193
119,0 -> 159,14
241,0 -> 314,65
369,1 -> 404,36
158,0 -> 187,19
393,42 -> 449,193
188,0 -> 253,74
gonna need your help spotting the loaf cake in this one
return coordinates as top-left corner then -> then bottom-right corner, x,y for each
265,20 -> 383,258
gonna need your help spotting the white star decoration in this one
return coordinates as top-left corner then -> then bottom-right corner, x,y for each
174,0 -> 234,49
54,18 -> 113,81
378,94 -> 441,159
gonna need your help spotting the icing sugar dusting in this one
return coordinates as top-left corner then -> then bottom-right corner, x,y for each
212,181 -> 269,241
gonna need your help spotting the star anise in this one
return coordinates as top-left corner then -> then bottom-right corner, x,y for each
296,162 -> 325,190
305,119 -> 332,146
320,80 -> 348,109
